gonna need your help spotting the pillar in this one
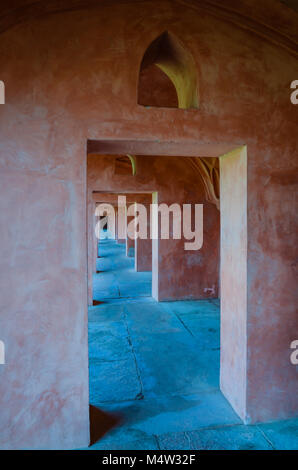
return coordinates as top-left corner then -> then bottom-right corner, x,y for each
126,207 -> 135,257
87,193 -> 96,306
135,202 -> 152,271
116,201 -> 126,244
219,146 -> 247,422
152,191 -> 219,301
220,145 -> 298,424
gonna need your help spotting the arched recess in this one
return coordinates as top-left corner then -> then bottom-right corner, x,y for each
114,155 -> 137,176
189,157 -> 220,210
138,31 -> 198,109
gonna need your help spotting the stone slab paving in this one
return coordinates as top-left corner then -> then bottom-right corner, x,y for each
83,239 -> 298,450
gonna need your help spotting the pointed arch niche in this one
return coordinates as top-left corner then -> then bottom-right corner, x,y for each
114,154 -> 137,176
138,32 -> 198,109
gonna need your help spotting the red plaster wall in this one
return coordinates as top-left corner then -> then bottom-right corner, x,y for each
0,0 -> 297,448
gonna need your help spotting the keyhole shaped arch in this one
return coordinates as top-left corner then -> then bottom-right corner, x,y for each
138,31 -> 199,109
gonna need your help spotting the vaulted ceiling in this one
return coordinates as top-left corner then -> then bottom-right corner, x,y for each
0,1 -> 297,57
280,0 -> 298,11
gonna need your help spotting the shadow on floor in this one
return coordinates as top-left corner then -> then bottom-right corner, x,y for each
89,404 -> 123,446
93,300 -> 105,306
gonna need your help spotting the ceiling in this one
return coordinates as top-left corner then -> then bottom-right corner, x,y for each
0,1 -> 297,55
279,0 -> 298,12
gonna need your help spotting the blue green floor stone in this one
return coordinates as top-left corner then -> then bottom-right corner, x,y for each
84,239 -> 298,450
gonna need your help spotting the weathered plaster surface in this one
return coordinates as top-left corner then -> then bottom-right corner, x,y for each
220,147 -> 247,422
0,0 -> 297,449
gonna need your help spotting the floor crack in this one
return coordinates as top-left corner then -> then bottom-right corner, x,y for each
175,313 -> 195,337
154,434 -> 161,450
123,305 -> 144,400
256,425 -> 276,450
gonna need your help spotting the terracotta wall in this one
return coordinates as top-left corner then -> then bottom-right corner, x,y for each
0,0 -> 297,449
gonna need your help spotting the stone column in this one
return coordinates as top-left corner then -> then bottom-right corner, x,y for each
126,208 -> 135,257
117,198 -> 126,244
152,191 -> 219,302
135,202 -> 152,271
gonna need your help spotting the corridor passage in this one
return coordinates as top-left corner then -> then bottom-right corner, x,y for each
86,240 -> 298,450
93,240 -> 151,300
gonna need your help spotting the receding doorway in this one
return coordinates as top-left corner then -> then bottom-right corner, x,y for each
86,140 -> 247,449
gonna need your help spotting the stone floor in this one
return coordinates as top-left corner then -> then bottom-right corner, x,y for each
83,239 -> 298,450
93,240 -> 151,300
